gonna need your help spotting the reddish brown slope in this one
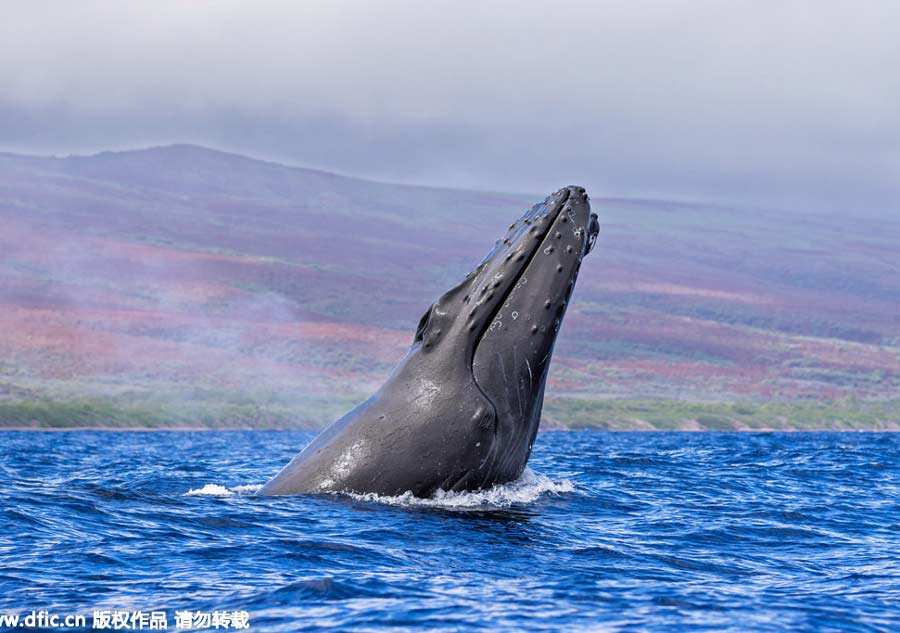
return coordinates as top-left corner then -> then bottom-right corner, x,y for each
0,145 -> 897,427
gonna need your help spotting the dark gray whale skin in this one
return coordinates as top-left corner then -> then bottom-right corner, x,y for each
259,186 -> 599,497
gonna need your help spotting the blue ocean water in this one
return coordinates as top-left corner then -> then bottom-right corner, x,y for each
1,430 -> 898,632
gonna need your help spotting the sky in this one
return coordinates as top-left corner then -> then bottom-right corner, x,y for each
1,1 -> 898,213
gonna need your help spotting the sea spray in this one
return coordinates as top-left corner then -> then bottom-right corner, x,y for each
184,469 -> 573,508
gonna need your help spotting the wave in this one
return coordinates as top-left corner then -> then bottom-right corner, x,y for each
184,469 -> 573,507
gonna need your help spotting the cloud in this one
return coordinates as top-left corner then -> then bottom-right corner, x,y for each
1,0 -> 898,212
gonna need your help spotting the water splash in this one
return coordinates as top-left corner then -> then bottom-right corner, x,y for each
346,468 -> 575,509
183,470 -> 572,507
185,483 -> 263,496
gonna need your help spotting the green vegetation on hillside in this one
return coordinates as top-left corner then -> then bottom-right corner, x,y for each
542,398 -> 900,430
0,392 -> 367,429
1,395 -> 897,430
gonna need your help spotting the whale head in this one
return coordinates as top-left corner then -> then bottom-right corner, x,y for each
259,186 -> 599,497
408,185 -> 599,482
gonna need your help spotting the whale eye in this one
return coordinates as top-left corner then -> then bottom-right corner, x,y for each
471,403 -> 495,430
414,304 -> 434,343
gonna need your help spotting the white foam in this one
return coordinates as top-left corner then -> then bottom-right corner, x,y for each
346,468 -> 575,509
183,471 -> 573,508
231,484 -> 264,495
184,483 -> 263,496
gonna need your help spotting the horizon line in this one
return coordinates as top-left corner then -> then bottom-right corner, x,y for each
0,141 -> 788,215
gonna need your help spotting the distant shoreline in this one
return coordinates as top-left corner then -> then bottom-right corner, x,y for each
1,397 -> 897,432
1,426 -> 897,432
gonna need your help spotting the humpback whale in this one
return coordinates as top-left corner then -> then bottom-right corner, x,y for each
260,186 -> 599,496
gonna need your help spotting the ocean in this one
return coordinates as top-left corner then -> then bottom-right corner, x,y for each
2,430 -> 898,631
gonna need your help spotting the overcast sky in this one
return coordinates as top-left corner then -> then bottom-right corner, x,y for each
1,1 -> 898,213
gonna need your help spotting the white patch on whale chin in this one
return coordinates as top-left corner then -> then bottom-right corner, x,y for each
321,440 -> 369,489
415,378 -> 441,408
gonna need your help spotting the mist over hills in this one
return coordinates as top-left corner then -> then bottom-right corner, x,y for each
1,145 -> 897,429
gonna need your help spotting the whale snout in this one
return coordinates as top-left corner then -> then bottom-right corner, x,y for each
566,187 -> 600,256
471,185 -> 595,353
557,185 -> 599,258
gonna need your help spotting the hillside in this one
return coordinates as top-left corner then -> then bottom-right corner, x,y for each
1,145 -> 898,429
